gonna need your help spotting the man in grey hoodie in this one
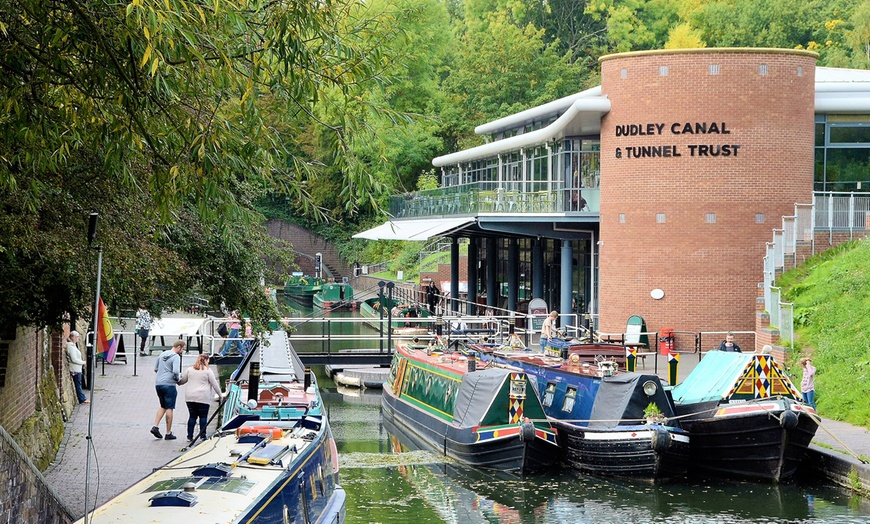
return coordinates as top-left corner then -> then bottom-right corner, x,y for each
150,340 -> 186,440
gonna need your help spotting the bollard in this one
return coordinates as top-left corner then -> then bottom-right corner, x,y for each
668,353 -> 680,385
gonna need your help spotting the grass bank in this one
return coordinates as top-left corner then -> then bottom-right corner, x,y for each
778,238 -> 870,428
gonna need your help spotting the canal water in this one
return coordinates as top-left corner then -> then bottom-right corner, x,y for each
291,310 -> 870,523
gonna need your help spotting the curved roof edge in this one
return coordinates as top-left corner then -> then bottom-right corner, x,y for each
432,97 -> 611,167
474,86 -> 603,136
599,47 -> 819,62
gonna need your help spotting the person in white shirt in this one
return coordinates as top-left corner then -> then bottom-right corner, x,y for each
65,331 -> 89,404
135,306 -> 152,356
540,310 -> 558,353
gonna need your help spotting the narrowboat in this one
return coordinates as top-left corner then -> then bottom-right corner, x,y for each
313,282 -> 355,311
467,342 -> 690,480
76,329 -> 346,524
671,351 -> 818,482
359,296 -> 430,333
382,340 -> 560,473
284,274 -> 323,308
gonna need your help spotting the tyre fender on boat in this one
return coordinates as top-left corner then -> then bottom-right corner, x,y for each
651,427 -> 671,453
519,420 -> 536,441
779,410 -> 799,430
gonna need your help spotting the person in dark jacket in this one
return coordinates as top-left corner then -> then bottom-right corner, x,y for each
717,332 -> 742,352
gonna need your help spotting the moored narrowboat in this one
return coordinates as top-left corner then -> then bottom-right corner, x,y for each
671,351 -> 818,482
76,329 -> 345,524
382,340 -> 560,473
467,342 -> 690,480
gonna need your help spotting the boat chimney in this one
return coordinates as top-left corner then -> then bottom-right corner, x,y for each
304,367 -> 312,391
247,361 -> 260,404
467,358 -> 477,373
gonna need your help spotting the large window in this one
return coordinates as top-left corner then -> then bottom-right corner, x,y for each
815,115 -> 870,191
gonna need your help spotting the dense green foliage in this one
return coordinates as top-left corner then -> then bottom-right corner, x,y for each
4,0 -> 870,330
779,239 -> 870,427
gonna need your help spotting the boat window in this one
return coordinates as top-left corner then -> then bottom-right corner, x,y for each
562,387 -> 577,412
543,383 -> 557,407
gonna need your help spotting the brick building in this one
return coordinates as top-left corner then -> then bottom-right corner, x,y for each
356,48 -> 870,343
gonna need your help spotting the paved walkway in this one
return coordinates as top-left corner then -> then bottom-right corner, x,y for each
44,344 -> 220,520
45,344 -> 869,521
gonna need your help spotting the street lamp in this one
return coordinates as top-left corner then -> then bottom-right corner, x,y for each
84,212 -> 102,524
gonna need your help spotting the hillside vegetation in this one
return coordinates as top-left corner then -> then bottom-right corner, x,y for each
778,238 -> 870,428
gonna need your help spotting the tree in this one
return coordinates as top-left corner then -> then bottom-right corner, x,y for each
442,7 -> 591,147
0,0 -> 410,329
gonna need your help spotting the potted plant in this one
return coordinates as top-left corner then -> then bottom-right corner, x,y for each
643,402 -> 666,424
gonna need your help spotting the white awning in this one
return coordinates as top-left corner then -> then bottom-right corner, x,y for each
353,217 -> 475,241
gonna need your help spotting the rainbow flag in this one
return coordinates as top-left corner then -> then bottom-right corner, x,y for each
97,298 -> 118,363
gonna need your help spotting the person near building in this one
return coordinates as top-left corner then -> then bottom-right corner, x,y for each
425,280 -> 440,314
717,332 -> 742,352
540,310 -> 558,353
799,357 -> 817,409
151,339 -> 185,440
178,353 -> 222,445
136,306 -> 152,356
66,331 -> 89,404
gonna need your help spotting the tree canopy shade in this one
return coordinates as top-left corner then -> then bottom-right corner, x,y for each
0,0 -> 408,329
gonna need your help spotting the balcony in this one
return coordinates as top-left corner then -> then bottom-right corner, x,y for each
390,183 -> 600,219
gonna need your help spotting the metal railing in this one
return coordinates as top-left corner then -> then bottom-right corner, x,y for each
389,182 -> 600,218
762,192 -> 870,349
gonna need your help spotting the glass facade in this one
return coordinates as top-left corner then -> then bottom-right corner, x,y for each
815,115 -> 870,191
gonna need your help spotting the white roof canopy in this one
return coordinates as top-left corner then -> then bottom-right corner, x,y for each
353,217 -> 475,241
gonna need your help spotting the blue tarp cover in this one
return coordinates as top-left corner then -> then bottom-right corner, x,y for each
670,351 -> 755,404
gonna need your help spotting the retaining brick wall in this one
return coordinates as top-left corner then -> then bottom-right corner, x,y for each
0,426 -> 73,524
265,220 -> 353,280
0,327 -> 74,523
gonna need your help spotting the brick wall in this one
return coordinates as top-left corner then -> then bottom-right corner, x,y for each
265,220 -> 353,280
0,426 -> 72,524
598,49 -> 817,336
0,326 -> 73,523
0,327 -> 41,431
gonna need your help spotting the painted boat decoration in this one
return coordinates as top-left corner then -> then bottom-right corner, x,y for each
284,275 -> 323,309
359,296 -> 430,333
467,342 -> 689,480
75,329 -> 346,523
671,351 -> 818,482
313,282 -> 355,311
382,340 -> 560,473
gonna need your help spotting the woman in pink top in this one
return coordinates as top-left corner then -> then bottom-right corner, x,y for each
799,357 -> 817,410
178,354 -> 222,444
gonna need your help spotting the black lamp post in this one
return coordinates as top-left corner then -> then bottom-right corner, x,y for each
84,212 -> 102,524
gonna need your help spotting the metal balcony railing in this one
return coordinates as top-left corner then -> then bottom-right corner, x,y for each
389,182 -> 600,218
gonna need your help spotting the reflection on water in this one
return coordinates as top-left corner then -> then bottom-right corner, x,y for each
306,321 -> 870,523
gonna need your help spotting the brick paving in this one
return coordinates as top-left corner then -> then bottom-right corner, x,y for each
44,339 -> 218,521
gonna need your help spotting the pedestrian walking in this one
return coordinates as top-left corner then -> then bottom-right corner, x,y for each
151,339 -> 185,440
65,331 -> 89,404
177,353 -> 222,445
219,310 -> 244,356
136,306 -> 152,356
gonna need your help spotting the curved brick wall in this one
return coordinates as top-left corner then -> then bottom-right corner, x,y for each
598,49 -> 817,335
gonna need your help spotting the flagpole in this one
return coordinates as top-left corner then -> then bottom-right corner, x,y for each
84,213 -> 102,524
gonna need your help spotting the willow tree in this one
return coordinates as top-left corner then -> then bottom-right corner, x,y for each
0,0 -> 405,328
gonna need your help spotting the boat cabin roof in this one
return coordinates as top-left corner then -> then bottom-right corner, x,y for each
670,352 -> 801,404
